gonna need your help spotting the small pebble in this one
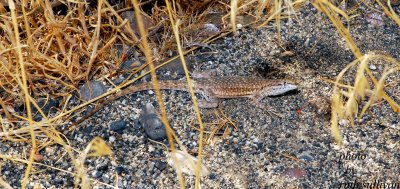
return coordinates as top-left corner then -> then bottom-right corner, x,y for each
298,152 -> 315,162
154,161 -> 167,171
102,176 -> 110,184
148,145 -> 155,152
281,168 -> 306,179
92,171 -> 102,178
45,147 -> 55,155
201,23 -> 220,37
116,166 -> 125,174
34,153 -> 44,162
369,64 -> 377,70
339,119 -> 349,127
112,78 -> 125,85
109,120 -> 128,133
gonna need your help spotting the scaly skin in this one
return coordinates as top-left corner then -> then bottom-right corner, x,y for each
70,77 -> 298,128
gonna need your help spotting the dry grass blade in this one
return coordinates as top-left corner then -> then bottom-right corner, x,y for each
84,137 -> 113,157
330,54 -> 400,145
7,0 -> 37,187
0,0 -> 397,187
198,109 -> 237,145
331,91 -> 344,145
311,0 -> 362,58
0,177 -> 13,189
275,0 -> 282,44
76,137 -> 113,188
375,0 -> 400,25
1,0 -> 287,187
311,0 -> 399,145
85,0 -> 103,80
230,0 -> 238,34
359,67 -> 400,117
344,56 -> 370,121
161,1 -> 201,188
166,150 -> 210,177
164,1 -> 208,188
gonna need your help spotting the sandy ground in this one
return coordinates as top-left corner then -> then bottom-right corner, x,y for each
1,2 -> 399,189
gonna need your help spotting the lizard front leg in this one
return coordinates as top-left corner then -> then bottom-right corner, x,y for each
197,98 -> 219,108
249,92 -> 283,117
197,90 -> 219,108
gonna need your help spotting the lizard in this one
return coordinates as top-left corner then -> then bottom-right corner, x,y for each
70,76 -> 298,128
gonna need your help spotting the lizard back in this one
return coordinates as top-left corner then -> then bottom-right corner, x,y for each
203,77 -> 294,98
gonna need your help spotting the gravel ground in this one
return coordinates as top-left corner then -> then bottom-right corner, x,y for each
1,2 -> 399,189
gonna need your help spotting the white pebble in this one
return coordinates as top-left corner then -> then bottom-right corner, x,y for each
148,145 -> 155,152
339,119 -> 349,127
369,64 -> 377,70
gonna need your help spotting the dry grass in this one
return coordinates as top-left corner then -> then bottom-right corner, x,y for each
0,0 -> 399,188
311,0 -> 399,144
329,54 -> 399,145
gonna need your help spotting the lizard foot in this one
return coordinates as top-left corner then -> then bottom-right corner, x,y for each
264,106 -> 284,118
251,99 -> 284,117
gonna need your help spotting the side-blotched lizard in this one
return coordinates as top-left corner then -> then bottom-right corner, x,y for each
71,76 -> 298,127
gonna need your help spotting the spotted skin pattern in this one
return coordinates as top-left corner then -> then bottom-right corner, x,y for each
71,76 -> 298,127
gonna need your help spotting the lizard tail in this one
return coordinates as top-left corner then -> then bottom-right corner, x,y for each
69,80 -> 195,130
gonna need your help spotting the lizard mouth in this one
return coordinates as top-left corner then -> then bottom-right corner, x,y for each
270,84 -> 298,96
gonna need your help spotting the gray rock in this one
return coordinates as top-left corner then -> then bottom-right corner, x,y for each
139,103 -> 167,141
79,80 -> 106,101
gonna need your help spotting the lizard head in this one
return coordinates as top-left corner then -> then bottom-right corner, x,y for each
266,79 -> 298,96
